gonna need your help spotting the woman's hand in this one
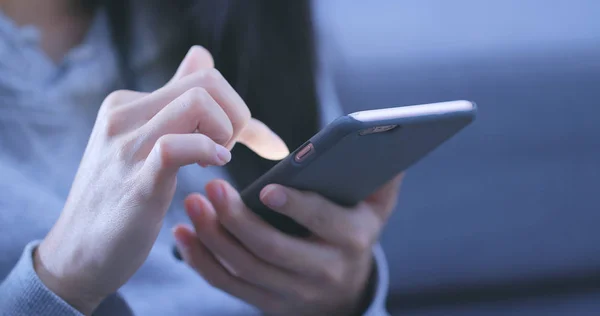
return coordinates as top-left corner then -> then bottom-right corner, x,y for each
174,174 -> 403,315
34,46 -> 289,315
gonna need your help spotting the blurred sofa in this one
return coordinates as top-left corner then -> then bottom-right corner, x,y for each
315,0 -> 600,314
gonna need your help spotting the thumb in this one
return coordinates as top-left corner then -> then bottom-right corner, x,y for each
237,119 -> 290,161
366,173 -> 404,217
168,46 -> 215,84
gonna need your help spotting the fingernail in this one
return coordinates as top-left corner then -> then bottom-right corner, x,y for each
261,185 -> 287,208
173,226 -> 190,249
215,144 -> 231,165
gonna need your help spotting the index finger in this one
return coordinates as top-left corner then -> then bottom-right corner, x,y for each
237,119 -> 290,160
167,46 -> 214,84
121,68 -> 248,146
155,69 -> 248,132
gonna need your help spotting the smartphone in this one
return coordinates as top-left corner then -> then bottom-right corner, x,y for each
240,100 -> 477,236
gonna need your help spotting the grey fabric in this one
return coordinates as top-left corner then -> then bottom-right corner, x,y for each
0,1 -> 389,315
0,243 -> 81,316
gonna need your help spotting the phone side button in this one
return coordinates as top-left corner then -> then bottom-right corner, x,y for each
294,143 -> 315,163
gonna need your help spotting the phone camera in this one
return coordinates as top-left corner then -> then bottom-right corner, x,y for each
359,124 -> 399,136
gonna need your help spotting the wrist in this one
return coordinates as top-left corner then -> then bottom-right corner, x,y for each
341,253 -> 378,316
357,258 -> 377,315
34,239 -> 104,315
353,256 -> 378,315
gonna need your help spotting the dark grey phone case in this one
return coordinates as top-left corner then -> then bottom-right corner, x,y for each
240,102 -> 477,236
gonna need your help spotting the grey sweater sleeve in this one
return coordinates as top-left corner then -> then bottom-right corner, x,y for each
0,241 -> 83,316
363,243 -> 391,316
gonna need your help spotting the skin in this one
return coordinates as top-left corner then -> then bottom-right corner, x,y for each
0,0 -> 92,62
34,46 -> 290,314
174,174 -> 403,315
2,1 -> 404,314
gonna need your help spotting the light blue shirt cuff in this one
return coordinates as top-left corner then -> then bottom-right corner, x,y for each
0,241 -> 83,316
363,243 -> 390,316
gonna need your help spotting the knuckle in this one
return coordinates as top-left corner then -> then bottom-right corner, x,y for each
194,133 -> 215,153
347,229 -> 372,254
294,287 -> 319,303
180,88 -> 211,126
238,106 -> 252,125
102,90 -> 128,108
301,194 -> 328,226
257,239 -> 285,263
215,124 -> 234,145
232,107 -> 251,132
99,107 -> 126,137
203,68 -> 224,86
217,205 -> 239,226
184,87 -> 211,109
304,210 -> 327,231
154,135 -> 175,168
202,118 -> 233,145
101,116 -> 120,137
321,263 -> 344,284
223,119 -> 235,138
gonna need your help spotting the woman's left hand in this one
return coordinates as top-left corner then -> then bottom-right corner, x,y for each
173,174 -> 403,315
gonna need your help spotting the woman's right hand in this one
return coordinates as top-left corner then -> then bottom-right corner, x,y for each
33,46 -> 289,315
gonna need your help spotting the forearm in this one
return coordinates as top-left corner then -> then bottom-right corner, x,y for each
0,241 -> 83,316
